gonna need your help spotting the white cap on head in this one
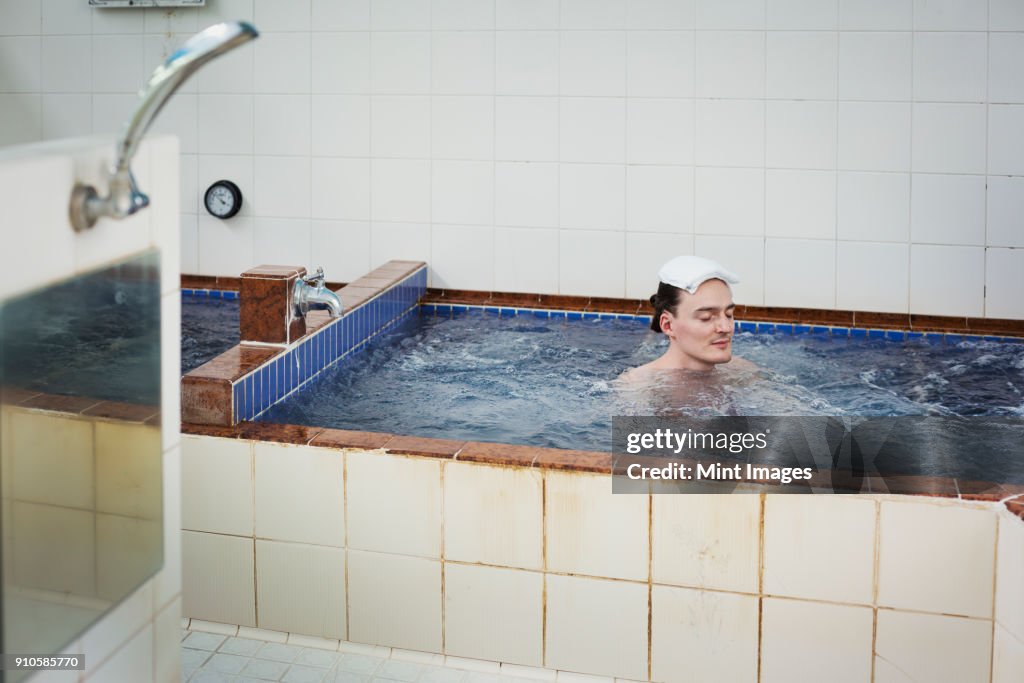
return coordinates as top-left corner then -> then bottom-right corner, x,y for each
658,255 -> 740,294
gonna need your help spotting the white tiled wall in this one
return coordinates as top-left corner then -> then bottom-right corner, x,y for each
2,0 -> 1023,315
0,134 -> 182,681
179,437 -> 1024,683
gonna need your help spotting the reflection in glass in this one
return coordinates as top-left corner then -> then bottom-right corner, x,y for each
0,250 -> 162,682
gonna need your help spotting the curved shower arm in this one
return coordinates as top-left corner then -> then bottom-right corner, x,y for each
70,21 -> 258,232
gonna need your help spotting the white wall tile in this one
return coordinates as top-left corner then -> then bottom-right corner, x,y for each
432,0 -> 494,29
347,550 -> 441,652
91,35 -> 143,93
838,102 -> 911,172
181,213 -> 199,274
546,471 -> 648,581
254,442 -> 344,547
836,241 -> 909,312
989,104 -> 1024,175
255,540 -> 346,639
913,0 -> 987,31
651,586 -> 757,683
371,95 -> 430,158
347,451 -> 441,557
312,157 -> 372,221
627,98 -> 694,165
495,162 -> 558,228
626,165 -> 693,233
651,494 -> 760,593
546,575 -> 647,680
495,96 -> 559,162
910,173 -> 986,245
767,0 -> 838,29
11,501 -> 94,597
559,164 -> 625,230
628,0 -> 695,29
255,94 -> 311,156
312,32 -> 371,94
41,0 -> 90,34
430,224 -> 495,290
255,0 -> 311,31
560,31 -> 626,96
312,219 -> 372,282
444,462 -> 543,568
154,597 -> 183,683
875,610 -> 992,683
695,31 -> 765,98
254,33 -> 311,94
625,232 -> 693,298
766,32 -> 837,99
765,238 -> 836,308
197,95 -> 254,155
371,159 -> 431,222
696,0 -> 765,29
559,230 -> 626,297
561,0 -> 626,28
40,36 -> 90,93
182,531 -> 256,627
371,0 -> 430,30
313,94 -> 370,157
148,92 -> 198,154
694,167 -> 764,236
444,564 -> 543,665
197,215 -> 255,276
993,624 -> 1024,683
561,96 -> 622,163
254,156 -> 311,218
990,33 -> 1024,104
837,171 -> 910,242
627,31 -> 695,98
95,422 -> 162,520
432,31 -> 494,95
372,32 -> 430,94
912,103 -> 987,174
996,512 -> 1024,641
909,244 -> 984,316
431,96 -> 493,160
695,99 -> 764,167
181,436 -> 253,537
986,248 -> 1024,319
766,100 -> 836,171
91,93 -> 136,136
0,0 -> 39,34
838,32 -> 912,101
87,623 -> 153,683
195,38 -> 254,93
764,496 -> 875,604
370,221 -> 431,268
987,176 -> 1024,248
913,32 -> 987,103
761,599 -> 873,683
92,3 -> 144,33
839,0 -> 912,29
9,412 -> 93,510
312,0 -> 371,30
991,0 -> 1024,30
878,500 -> 995,618
432,160 -> 493,225
41,94 -> 91,139
493,227 -> 560,293
496,0 -> 559,29
495,31 -> 559,96
765,169 -> 836,239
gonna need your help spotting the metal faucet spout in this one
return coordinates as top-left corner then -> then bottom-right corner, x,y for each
294,267 -> 344,319
70,21 -> 258,232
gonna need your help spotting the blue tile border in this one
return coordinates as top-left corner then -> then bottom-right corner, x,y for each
230,266 -> 428,423
182,288 -> 239,300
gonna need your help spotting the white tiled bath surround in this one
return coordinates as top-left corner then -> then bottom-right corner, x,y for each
3,0 -> 1024,317
181,435 -> 1024,683
0,134 -> 183,681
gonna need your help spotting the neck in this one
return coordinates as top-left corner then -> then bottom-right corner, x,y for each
660,343 -> 715,372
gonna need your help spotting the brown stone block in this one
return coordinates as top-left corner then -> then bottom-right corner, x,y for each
384,435 -> 464,459
187,345 -> 282,383
910,314 -> 969,332
533,447 -> 614,473
181,376 -> 233,426
457,441 -> 537,467
966,317 -> 1024,337
311,428 -> 394,450
82,400 -> 160,423
238,421 -> 325,445
21,393 -> 103,414
854,311 -> 911,330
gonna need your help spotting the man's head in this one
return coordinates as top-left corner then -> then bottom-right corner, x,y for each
649,279 -> 735,370
650,255 -> 740,371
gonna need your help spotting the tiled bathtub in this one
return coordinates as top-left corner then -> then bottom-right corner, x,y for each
180,427 -> 1024,683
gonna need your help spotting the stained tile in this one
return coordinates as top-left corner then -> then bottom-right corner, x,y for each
311,429 -> 393,450
384,435 -> 464,459
456,441 -> 535,467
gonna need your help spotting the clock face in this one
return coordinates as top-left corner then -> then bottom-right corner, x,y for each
204,180 -> 242,219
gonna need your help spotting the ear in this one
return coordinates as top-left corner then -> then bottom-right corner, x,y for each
659,310 -> 675,339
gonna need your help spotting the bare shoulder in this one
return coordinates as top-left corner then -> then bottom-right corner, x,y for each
726,355 -> 758,371
619,360 -> 659,383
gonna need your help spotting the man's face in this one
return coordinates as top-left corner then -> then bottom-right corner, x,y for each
659,278 -> 735,370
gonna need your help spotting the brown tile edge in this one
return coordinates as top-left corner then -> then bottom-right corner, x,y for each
420,289 -> 1024,337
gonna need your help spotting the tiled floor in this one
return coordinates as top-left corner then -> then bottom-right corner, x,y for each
180,629 -> 539,683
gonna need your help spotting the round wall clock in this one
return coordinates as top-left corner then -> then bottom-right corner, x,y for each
204,180 -> 243,219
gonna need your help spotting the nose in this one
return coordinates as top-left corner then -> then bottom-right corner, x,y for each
715,315 -> 732,334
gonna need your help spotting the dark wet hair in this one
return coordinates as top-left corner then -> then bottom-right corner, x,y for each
648,282 -> 684,333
